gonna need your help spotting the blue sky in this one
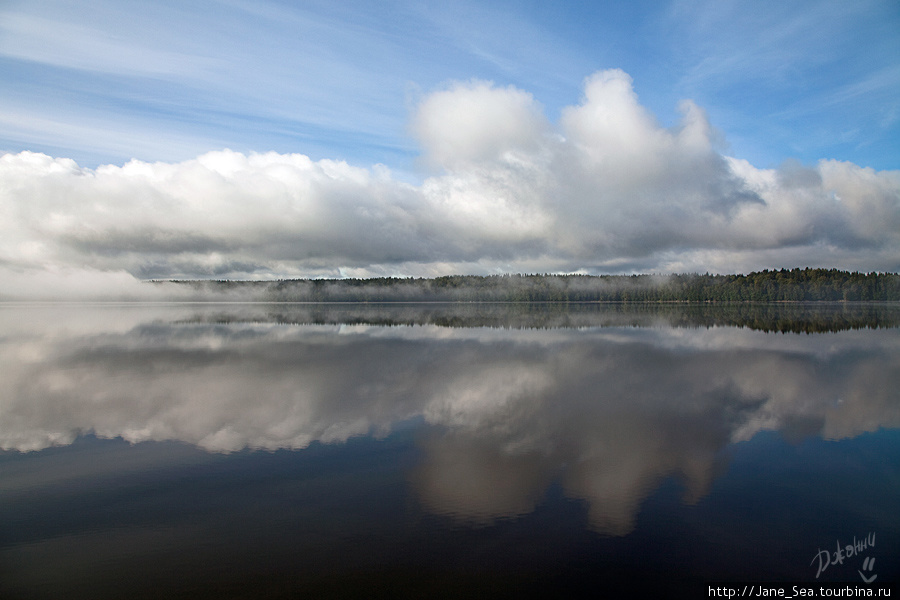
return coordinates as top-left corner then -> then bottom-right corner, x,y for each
3,0 -> 897,171
0,0 -> 899,292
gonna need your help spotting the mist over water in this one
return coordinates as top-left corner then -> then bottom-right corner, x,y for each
1,303 -> 898,596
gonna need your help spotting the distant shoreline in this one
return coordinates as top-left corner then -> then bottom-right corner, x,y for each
150,268 -> 900,303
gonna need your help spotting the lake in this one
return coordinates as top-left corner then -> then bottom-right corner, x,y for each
1,303 -> 898,598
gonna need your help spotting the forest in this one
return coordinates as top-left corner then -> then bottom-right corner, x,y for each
159,268 -> 900,303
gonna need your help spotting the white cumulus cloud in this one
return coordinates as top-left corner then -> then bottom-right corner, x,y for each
1,69 -> 898,298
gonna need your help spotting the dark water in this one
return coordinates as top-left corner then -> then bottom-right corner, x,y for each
1,303 -> 898,598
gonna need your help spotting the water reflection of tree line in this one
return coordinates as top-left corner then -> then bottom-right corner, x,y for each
177,302 -> 900,334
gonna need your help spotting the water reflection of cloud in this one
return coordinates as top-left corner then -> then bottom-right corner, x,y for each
1,306 -> 898,533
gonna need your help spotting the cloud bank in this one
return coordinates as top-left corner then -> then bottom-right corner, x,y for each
1,69 -> 898,297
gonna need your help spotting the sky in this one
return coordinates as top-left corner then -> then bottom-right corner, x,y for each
1,0 -> 899,296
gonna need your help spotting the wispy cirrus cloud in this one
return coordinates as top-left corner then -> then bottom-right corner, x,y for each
4,1 -> 896,171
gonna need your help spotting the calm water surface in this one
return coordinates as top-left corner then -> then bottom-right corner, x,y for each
1,303 -> 898,598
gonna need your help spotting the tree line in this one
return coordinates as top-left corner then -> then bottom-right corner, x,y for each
159,268 -> 900,303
